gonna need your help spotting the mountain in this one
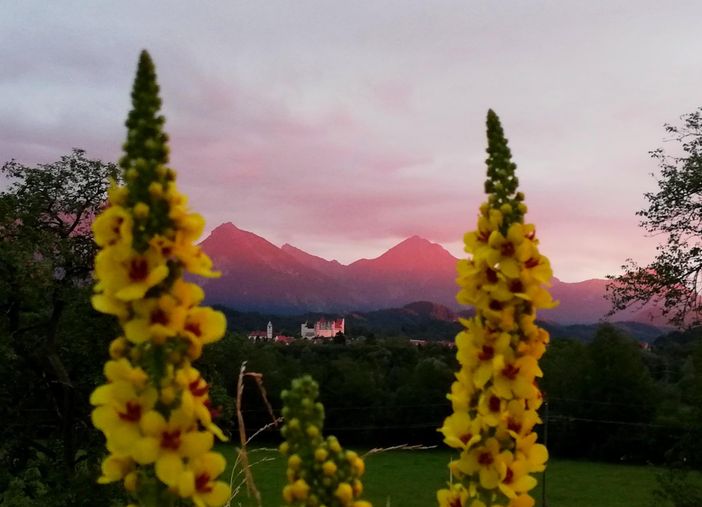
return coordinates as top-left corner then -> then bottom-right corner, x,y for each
344,236 -> 458,309
198,222 -> 671,325
198,223 -> 360,314
280,243 -> 346,278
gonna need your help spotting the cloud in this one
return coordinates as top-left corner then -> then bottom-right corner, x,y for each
2,0 -> 702,277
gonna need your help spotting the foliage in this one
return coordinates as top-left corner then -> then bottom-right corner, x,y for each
649,468 -> 702,507
0,149 -> 121,505
607,107 -> 702,327
89,51 -> 230,506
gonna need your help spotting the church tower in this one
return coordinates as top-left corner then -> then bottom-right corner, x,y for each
267,321 -> 273,341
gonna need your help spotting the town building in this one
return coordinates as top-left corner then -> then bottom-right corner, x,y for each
248,321 -> 273,342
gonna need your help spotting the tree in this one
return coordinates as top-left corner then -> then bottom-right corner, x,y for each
0,149 -> 121,505
607,107 -> 702,327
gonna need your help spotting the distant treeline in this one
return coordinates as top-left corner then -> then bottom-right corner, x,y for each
215,304 -> 669,343
200,323 -> 702,466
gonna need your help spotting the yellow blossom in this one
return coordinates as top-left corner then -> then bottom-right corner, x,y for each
438,110 -> 552,507
91,51 -> 228,506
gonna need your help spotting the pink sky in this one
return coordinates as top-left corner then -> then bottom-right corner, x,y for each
2,1 -> 701,281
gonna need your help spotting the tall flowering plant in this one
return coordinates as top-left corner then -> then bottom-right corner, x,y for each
89,51 -> 230,507
437,111 -> 555,507
279,376 -> 371,507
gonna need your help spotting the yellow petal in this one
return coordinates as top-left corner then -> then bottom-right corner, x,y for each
140,410 -> 167,436
156,453 -> 184,487
90,385 -> 113,405
124,318 -> 152,344
201,481 -> 231,507
180,431 -> 214,459
132,437 -> 160,465
177,469 -> 195,498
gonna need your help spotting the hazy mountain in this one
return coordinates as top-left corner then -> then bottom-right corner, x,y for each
198,222 -> 670,325
343,235 -> 458,309
198,222 -> 359,314
280,243 -> 346,278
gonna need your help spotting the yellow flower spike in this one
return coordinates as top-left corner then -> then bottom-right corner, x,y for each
280,376 -> 371,506
91,51 -> 228,506
439,111 -> 552,507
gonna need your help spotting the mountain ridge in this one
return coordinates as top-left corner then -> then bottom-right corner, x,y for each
198,222 -> 668,325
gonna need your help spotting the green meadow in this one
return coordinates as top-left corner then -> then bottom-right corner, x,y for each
220,447 -> 701,507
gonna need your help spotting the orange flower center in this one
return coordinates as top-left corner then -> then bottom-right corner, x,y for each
185,321 -> 202,337
502,364 -> 520,380
509,280 -> 524,293
189,377 -> 209,397
128,258 -> 149,281
507,418 -> 522,434
160,430 -> 181,450
151,308 -> 169,325
486,268 -> 498,283
501,242 -> 515,257
118,401 -> 141,422
195,473 -> 213,493
478,345 -> 495,361
525,257 -> 539,269
488,395 -> 501,413
478,451 -> 494,466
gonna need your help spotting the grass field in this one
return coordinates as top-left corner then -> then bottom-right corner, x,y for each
218,446 -> 702,506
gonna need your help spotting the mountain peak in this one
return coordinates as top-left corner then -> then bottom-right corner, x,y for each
210,221 -> 242,235
399,235 -> 432,246
382,235 -> 455,260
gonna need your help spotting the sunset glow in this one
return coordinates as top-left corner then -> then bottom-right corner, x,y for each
3,1 -> 701,281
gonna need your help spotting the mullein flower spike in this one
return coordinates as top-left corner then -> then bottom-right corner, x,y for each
90,51 -> 230,507
437,110 -> 555,507
279,376 -> 371,507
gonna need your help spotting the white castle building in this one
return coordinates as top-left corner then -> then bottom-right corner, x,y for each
301,318 -> 345,339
